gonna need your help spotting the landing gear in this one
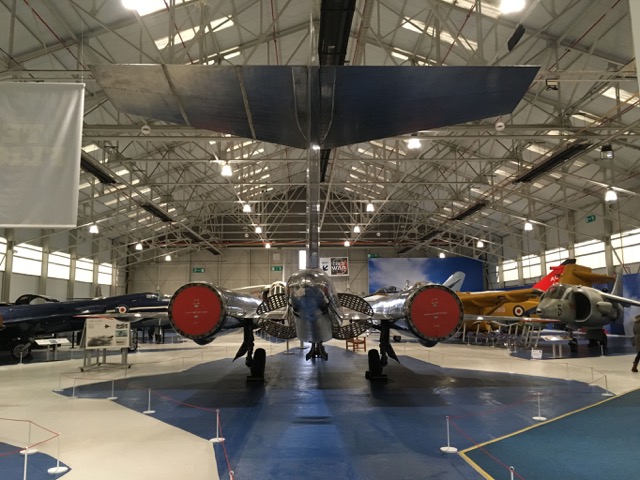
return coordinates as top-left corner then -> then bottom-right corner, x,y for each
365,349 -> 387,381
305,342 -> 328,361
9,338 -> 32,360
248,348 -> 266,381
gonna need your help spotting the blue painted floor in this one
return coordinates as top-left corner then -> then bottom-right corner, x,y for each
56,345 -> 609,479
0,443 -> 69,479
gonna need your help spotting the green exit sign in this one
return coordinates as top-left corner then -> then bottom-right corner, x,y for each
271,266 -> 283,271
368,253 -> 380,258
192,267 -> 205,273
585,214 -> 596,223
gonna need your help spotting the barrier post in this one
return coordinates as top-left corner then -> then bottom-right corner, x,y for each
143,388 -> 155,414
532,393 -> 547,421
107,379 -> 118,400
47,434 -> 70,475
439,416 -> 458,453
209,409 -> 225,443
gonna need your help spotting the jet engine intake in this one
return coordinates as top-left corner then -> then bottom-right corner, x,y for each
168,283 -> 227,343
404,284 -> 464,345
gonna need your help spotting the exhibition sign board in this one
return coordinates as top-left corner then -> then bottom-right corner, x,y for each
83,317 -> 131,350
320,257 -> 349,276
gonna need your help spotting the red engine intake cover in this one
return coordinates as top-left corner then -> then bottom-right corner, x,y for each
406,284 -> 464,343
168,283 -> 225,340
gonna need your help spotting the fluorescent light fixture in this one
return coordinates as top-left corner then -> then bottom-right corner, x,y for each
344,240 -> 351,247
353,225 -> 361,233
477,240 -> 485,248
255,226 -> 263,234
500,0 -> 525,14
407,137 -> 421,149
135,242 -> 143,251
165,254 -> 172,261
524,221 -> 533,231
605,188 -> 618,202
439,252 -> 445,258
366,203 -> 374,212
89,224 -> 99,234
600,144 -> 614,160
265,242 -> 271,249
242,203 -> 252,213
221,163 -> 233,177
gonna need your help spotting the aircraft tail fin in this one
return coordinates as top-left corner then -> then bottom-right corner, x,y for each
443,272 -> 465,292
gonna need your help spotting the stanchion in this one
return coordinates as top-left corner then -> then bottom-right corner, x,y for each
509,466 -> 515,480
209,409 -> 225,443
47,434 -> 69,475
532,393 -> 547,421
20,422 -> 38,455
601,375 -> 614,397
143,388 -> 155,414
107,379 -> 118,400
439,416 -> 457,453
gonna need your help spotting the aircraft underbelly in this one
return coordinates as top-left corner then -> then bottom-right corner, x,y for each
294,315 -> 333,343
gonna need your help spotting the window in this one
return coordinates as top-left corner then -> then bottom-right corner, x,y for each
574,240 -> 606,269
12,243 -> 42,276
49,252 -> 71,280
522,254 -> 541,280
612,228 -> 640,266
75,258 -> 94,283
98,263 -> 113,286
545,247 -> 569,266
0,236 -> 6,271
502,259 -> 519,282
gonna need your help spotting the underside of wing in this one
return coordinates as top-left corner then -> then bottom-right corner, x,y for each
90,64 -> 539,149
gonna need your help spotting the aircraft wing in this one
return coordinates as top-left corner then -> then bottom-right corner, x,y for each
458,288 -> 542,308
90,64 -> 539,150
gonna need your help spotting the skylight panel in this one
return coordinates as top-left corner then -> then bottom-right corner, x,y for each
155,16 -> 234,50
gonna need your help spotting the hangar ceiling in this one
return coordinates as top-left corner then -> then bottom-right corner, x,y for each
1,0 -> 639,268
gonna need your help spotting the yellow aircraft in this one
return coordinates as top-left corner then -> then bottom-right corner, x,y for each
458,260 -> 615,334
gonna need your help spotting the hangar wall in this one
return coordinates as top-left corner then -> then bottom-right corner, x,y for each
129,248 -> 397,296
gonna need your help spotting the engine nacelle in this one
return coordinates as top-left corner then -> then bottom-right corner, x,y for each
403,284 -> 464,346
168,283 -> 228,344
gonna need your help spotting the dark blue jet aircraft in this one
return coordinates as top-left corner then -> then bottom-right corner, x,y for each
0,292 -> 169,359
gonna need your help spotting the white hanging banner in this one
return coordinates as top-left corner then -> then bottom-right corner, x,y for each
0,83 -> 84,227
630,0 -> 640,94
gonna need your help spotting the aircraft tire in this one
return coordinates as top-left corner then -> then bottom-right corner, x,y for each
366,349 -> 383,380
9,338 -> 32,360
250,348 -> 266,378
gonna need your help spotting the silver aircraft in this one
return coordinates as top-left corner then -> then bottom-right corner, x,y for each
167,269 -> 464,380
536,272 -> 640,348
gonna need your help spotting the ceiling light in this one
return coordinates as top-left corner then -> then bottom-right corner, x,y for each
439,252 -> 445,258
165,254 -> 172,261
89,224 -> 99,234
265,242 -> 271,249
135,242 -> 143,251
407,137 -> 421,149
255,226 -> 263,234
499,0 -> 525,14
242,203 -> 252,213
221,162 -> 233,177
524,220 -> 533,231
344,240 -> 351,247
477,240 -> 485,248
605,188 -> 618,202
600,144 -> 614,160
353,225 -> 361,233
366,202 -> 374,212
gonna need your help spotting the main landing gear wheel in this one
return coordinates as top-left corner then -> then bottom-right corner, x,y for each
9,339 -> 32,361
247,347 -> 266,382
365,349 -> 387,382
